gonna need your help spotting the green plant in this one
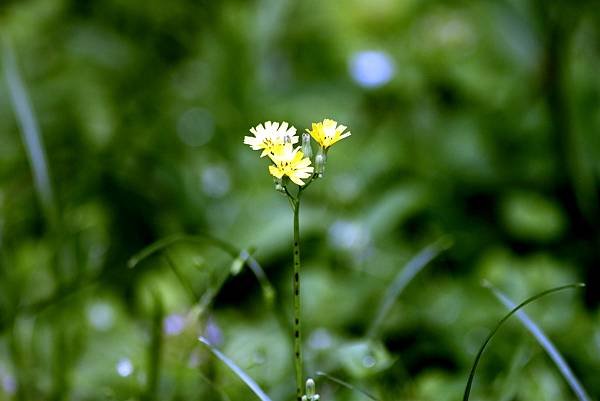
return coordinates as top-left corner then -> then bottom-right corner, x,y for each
244,119 -> 351,400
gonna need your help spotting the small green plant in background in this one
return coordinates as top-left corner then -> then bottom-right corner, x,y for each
244,118 -> 351,401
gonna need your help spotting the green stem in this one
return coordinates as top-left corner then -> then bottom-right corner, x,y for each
292,197 -> 303,401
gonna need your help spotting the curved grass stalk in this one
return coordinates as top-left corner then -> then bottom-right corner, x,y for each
485,282 -> 591,401
163,251 -> 199,301
462,283 -> 585,401
367,237 -> 452,339
199,337 -> 272,401
128,234 -> 275,304
128,234 -> 235,268
315,371 -> 379,401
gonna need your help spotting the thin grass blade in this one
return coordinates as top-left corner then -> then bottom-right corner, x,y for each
315,371 -> 379,401
2,37 -> 57,225
145,290 -> 164,401
497,344 -> 530,401
128,235 -> 219,268
198,371 -> 232,401
199,337 -> 272,401
163,251 -> 199,301
237,248 -> 275,305
463,283 -> 585,401
486,282 -> 591,401
367,236 -> 452,338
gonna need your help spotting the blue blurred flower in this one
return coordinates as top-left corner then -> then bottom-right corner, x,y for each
163,314 -> 186,336
116,358 -> 133,377
1,374 -> 16,395
349,51 -> 395,88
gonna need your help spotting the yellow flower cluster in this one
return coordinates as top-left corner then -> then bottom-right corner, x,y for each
244,119 -> 350,186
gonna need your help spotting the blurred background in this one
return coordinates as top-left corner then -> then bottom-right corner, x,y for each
1,0 -> 599,400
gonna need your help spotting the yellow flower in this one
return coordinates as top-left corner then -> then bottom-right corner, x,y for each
244,121 -> 298,157
306,118 -> 351,149
268,143 -> 314,186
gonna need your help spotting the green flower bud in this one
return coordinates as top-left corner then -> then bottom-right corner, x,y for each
315,147 -> 326,178
301,132 -> 313,159
302,378 -> 320,401
273,177 -> 285,193
306,378 -> 316,397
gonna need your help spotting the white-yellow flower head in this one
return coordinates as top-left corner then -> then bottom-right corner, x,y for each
244,121 -> 299,157
306,119 -> 351,149
268,143 -> 314,186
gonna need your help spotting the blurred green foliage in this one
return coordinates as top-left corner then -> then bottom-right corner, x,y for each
1,0 -> 599,400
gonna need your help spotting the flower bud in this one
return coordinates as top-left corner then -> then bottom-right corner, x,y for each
301,133 -> 313,159
315,147 -> 326,178
302,378 -> 319,401
273,177 -> 285,193
306,378 -> 316,397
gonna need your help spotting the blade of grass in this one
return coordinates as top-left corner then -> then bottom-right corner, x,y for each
315,371 -> 379,401
0,274 -> 103,333
128,234 -> 234,268
9,321 -> 27,401
197,371 -> 232,401
163,251 -> 199,301
2,37 -> 57,226
237,249 -> 275,306
497,344 -> 530,401
128,234 -> 275,304
198,337 -> 272,401
463,283 -> 585,401
367,237 -> 452,338
144,291 -> 164,401
50,324 -> 69,401
485,282 -> 591,401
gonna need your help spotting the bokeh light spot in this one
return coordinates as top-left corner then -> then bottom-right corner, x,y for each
116,358 -> 133,377
349,50 -> 395,88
